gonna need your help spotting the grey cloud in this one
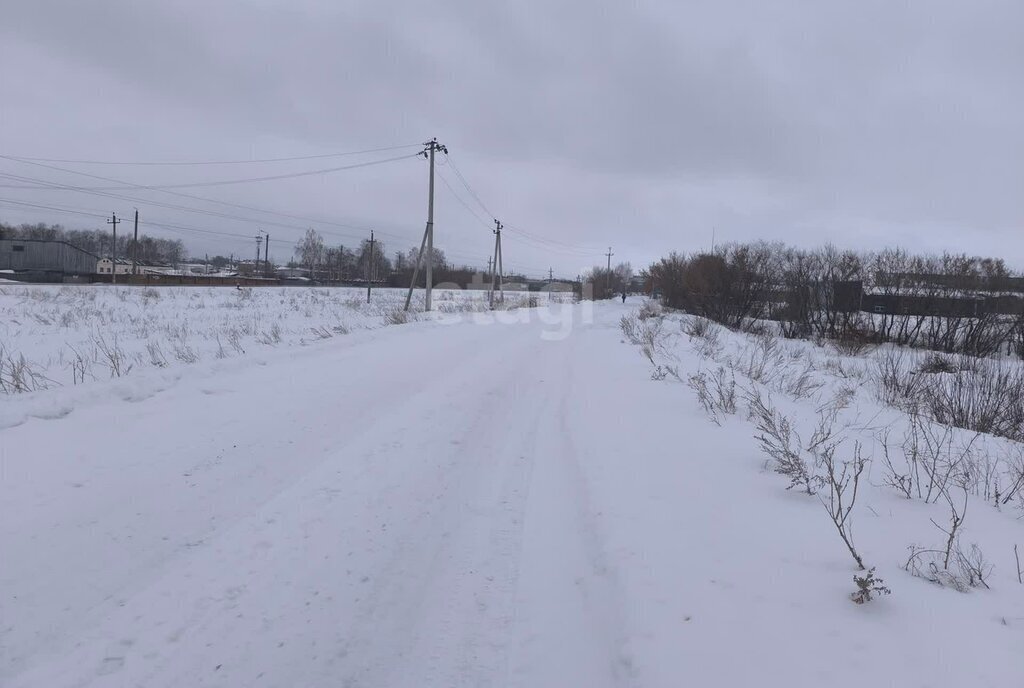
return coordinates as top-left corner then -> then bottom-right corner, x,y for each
1,0 -> 1021,274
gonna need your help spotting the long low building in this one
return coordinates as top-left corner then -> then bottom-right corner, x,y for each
0,238 -> 99,280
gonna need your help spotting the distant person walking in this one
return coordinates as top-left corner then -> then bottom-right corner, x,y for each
621,290 -> 627,304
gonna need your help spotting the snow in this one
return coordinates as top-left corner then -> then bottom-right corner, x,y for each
1,294 -> 1022,686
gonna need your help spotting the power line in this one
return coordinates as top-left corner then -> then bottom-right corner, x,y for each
3,143 -> 422,166
0,164 -> 419,246
0,152 -> 419,190
436,168 -> 493,230
442,153 -> 495,221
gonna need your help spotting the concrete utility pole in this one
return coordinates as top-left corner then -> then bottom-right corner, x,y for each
264,234 -> 270,277
549,267 -> 553,281
489,226 -> 499,309
605,246 -> 614,298
366,230 -> 375,303
107,212 -> 119,285
255,231 -> 263,271
491,219 -> 504,306
132,209 -> 139,275
405,138 -> 448,312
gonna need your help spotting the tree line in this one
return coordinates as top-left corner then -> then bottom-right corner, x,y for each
1,221 -> 186,266
642,242 -> 1024,357
292,228 -> 526,286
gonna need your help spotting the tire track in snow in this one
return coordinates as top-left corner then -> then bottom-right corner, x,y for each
507,335 -> 637,688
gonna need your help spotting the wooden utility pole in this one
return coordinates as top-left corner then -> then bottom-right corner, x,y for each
366,230 -> 375,303
132,209 -> 139,275
107,212 -> 119,285
264,234 -> 270,277
405,138 -> 447,312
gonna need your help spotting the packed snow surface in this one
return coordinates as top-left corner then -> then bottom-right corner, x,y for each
1,291 -> 1021,687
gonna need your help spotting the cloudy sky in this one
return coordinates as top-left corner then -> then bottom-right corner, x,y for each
1,0 -> 1021,276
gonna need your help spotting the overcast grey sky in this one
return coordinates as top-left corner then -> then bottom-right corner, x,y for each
1,0 -> 1021,276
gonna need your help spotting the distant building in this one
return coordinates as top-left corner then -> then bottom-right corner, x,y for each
0,239 -> 98,281
276,266 -> 310,279
96,258 -> 133,275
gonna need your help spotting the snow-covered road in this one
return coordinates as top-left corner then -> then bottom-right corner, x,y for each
2,299 -> 1020,687
2,300 -> 638,687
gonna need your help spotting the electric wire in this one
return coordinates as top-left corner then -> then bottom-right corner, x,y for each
4,143 -> 422,166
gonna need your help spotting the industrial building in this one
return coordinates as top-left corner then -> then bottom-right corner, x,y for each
0,239 -> 99,282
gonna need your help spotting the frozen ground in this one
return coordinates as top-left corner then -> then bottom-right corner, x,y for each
0,284 -> 540,428
1,295 -> 1022,687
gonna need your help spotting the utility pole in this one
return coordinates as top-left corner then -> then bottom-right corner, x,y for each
264,234 -> 270,278
366,230 -> 375,303
107,212 -> 119,285
605,246 -> 614,299
489,229 -> 499,309
549,267 -> 553,281
405,138 -> 447,312
132,209 -> 139,275
493,219 -> 504,305
255,231 -> 263,273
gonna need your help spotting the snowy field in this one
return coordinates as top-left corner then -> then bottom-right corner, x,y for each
0,284 -> 548,428
1,295 -> 1022,686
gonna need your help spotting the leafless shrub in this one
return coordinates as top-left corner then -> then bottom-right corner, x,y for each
258,323 -> 284,344
820,441 -> 868,570
0,346 -> 55,393
620,313 -> 641,344
682,314 -> 710,337
638,300 -> 662,320
386,309 -> 411,325
782,361 -> 825,400
309,325 -> 333,340
172,344 -> 200,364
740,319 -> 774,338
874,347 -> 925,409
904,538 -> 991,592
214,334 -> 228,359
93,332 -> 132,378
831,329 -> 876,357
830,385 -> 857,411
924,359 -> 1024,441
741,335 -> 783,384
954,543 -> 993,590
747,390 -> 818,494
691,325 -> 722,359
687,367 -> 736,424
902,410 -> 979,503
820,357 -> 864,381
651,363 -> 681,382
851,568 -> 891,604
67,344 -> 92,385
880,429 -> 913,499
146,341 -> 168,368
918,352 -> 958,374
226,329 -> 246,354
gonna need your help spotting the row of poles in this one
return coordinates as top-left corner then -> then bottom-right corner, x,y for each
403,138 -> 504,312
103,137 -> 506,307
104,209 -> 139,285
